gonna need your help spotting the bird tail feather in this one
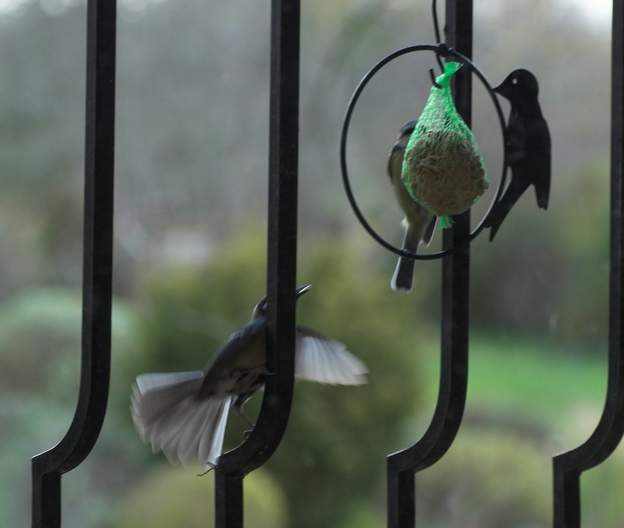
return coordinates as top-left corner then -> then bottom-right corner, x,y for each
535,184 -> 550,210
486,180 -> 530,241
486,198 -> 515,241
391,221 -> 421,291
131,371 -> 231,468
391,256 -> 415,292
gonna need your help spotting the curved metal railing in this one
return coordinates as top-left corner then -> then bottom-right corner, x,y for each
214,1 -> 301,527
31,1 -> 117,526
552,3 -> 624,527
386,3 -> 472,526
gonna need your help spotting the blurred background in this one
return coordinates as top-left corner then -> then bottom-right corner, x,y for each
0,0 -> 620,526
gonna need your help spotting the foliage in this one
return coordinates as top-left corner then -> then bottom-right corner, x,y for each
116,467 -> 286,528
0,288 -> 143,528
0,1 -> 620,527
123,230 -> 428,528
0,0 -> 614,341
0,288 -> 82,399
583,447 -> 624,526
416,428 -> 552,528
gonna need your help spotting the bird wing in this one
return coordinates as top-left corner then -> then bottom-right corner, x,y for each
202,319 -> 267,376
136,371 -> 203,394
295,326 -> 368,385
526,117 -> 551,209
387,142 -> 404,182
506,114 -> 529,165
422,216 -> 437,246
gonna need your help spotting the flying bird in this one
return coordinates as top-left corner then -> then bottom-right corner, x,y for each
388,121 -> 436,291
485,68 -> 551,240
131,284 -> 367,470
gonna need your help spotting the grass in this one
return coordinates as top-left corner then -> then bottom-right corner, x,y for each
422,334 -> 608,423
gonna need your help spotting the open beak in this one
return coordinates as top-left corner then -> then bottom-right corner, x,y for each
296,283 -> 312,299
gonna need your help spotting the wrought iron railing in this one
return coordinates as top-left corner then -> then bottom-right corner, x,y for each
552,3 -> 624,526
32,1 -> 116,526
29,1 -> 624,528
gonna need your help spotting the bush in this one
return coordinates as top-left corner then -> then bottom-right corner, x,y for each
0,288 -> 142,528
116,467 -> 286,528
416,429 -> 551,528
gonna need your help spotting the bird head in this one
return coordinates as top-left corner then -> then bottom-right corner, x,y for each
251,283 -> 311,319
389,120 -> 416,161
396,120 -> 416,146
494,69 -> 539,102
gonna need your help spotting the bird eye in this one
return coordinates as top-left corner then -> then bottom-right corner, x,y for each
511,78 -> 518,85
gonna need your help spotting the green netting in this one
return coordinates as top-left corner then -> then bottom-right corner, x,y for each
401,61 -> 488,228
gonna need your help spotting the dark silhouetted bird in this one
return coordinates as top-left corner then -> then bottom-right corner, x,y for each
131,284 -> 367,470
485,69 -> 551,240
388,121 -> 436,291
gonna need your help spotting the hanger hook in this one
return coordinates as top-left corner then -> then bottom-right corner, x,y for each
431,0 -> 444,72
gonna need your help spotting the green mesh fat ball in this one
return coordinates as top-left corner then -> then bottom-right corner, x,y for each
401,62 -> 488,228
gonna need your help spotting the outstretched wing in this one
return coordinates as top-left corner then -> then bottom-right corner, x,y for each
295,326 -> 368,385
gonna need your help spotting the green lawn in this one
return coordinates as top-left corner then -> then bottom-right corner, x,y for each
422,335 -> 608,422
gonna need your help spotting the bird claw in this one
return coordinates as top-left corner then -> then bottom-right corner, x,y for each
234,405 -> 255,428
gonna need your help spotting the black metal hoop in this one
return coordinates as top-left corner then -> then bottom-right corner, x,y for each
339,43 -> 509,260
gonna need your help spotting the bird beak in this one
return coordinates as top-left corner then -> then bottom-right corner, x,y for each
295,283 -> 312,299
493,82 -> 509,100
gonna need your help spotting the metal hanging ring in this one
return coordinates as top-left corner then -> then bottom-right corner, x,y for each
339,43 -> 509,260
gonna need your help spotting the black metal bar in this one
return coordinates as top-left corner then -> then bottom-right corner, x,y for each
552,3 -> 624,527
431,0 -> 444,72
386,2 -> 472,527
31,1 -> 116,527
387,467 -> 415,528
214,1 -> 300,527
215,472 -> 244,528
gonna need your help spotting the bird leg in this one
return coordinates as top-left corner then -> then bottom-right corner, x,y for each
233,393 -> 255,429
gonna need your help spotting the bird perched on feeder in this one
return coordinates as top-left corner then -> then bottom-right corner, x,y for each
485,68 -> 551,240
131,284 -> 367,470
388,120 -> 436,291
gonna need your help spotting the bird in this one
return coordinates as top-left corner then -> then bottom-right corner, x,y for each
131,284 -> 367,471
388,121 -> 436,291
485,68 -> 551,241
